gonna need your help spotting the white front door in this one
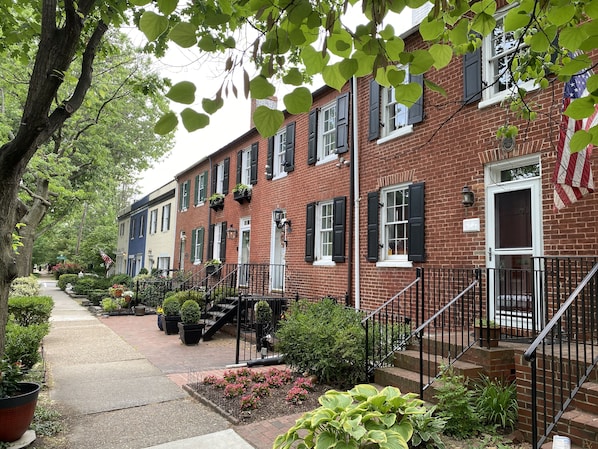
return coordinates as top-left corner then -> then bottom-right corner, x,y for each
238,218 -> 251,286
485,157 -> 543,330
270,210 -> 286,292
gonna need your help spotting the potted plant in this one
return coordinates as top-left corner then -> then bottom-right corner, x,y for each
474,319 -> 501,347
254,300 -> 272,351
233,183 -> 252,203
205,259 -> 222,276
161,296 -> 181,335
0,359 -> 41,442
208,192 -> 225,210
178,299 -> 204,345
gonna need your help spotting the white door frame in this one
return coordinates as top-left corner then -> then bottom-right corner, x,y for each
269,210 -> 286,292
237,217 -> 251,287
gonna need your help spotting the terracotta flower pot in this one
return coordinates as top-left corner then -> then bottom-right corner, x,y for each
0,382 -> 41,442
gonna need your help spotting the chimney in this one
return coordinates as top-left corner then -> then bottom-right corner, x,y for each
250,97 -> 278,129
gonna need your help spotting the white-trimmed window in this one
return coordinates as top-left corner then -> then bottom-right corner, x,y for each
180,180 -> 190,211
149,209 -> 158,234
273,128 -> 287,178
382,71 -> 410,137
119,222 -> 125,237
192,228 -> 204,264
195,172 -> 207,205
482,11 -> 535,103
381,185 -> 410,262
212,224 -> 222,261
161,204 -> 171,231
318,102 -> 336,163
316,201 -> 334,261
215,163 -> 225,193
240,147 -> 251,185
138,215 -> 145,238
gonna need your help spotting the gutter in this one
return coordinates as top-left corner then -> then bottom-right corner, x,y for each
351,76 -> 361,311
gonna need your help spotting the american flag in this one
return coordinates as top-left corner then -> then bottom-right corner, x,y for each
99,249 -> 113,269
553,66 -> 596,211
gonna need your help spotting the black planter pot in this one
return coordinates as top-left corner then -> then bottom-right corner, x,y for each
178,322 -> 205,345
0,382 -> 41,442
163,315 -> 181,335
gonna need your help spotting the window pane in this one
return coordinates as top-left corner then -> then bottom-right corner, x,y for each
384,187 -> 409,259
320,203 -> 333,258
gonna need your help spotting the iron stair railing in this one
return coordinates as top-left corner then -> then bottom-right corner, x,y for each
523,261 -> 598,449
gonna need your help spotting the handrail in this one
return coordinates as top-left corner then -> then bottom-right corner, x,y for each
524,262 -> 598,361
361,277 -> 421,323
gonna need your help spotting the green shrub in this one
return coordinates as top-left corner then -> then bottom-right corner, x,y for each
211,286 -> 237,301
110,274 -> 131,287
52,262 -> 83,280
255,300 -> 273,324
162,296 -> 181,316
170,289 -> 205,308
101,298 -> 118,312
473,375 -> 518,431
57,274 -> 79,291
8,296 -> 54,326
87,289 -> 108,306
408,406 -> 447,449
9,276 -> 40,297
274,384 -> 427,449
180,300 -> 201,324
276,298 -> 365,387
5,321 -> 50,369
138,268 -> 149,275
434,366 -> 480,438
72,277 -> 98,295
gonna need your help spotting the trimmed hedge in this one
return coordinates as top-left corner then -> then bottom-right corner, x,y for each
9,276 -> 40,297
8,296 -> 54,326
5,321 -> 50,369
58,274 -> 79,291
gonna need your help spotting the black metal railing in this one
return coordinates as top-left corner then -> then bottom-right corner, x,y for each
523,261 -> 598,449
411,268 -> 481,398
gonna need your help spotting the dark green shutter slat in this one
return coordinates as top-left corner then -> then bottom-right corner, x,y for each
305,202 -> 316,262
220,222 -> 227,262
335,93 -> 349,154
367,191 -> 379,262
332,196 -> 346,262
223,157 -> 230,194
408,74 -> 424,125
202,171 -> 208,201
266,137 -> 274,180
207,225 -> 215,260
179,183 -> 184,211
368,80 -> 380,141
236,150 -> 243,185
284,121 -> 295,172
463,47 -> 482,104
198,227 -> 205,262
190,228 -> 197,262
307,110 -> 317,165
250,142 -> 258,185
211,166 -> 218,195
194,175 -> 199,205
408,182 -> 425,262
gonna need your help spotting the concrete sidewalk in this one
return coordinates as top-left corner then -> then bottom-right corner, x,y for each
39,278 -> 257,449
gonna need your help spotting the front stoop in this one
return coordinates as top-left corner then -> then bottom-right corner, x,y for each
556,409 -> 598,449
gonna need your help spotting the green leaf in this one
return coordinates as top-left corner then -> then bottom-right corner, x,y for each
380,431 -> 409,449
288,0 -> 313,24
560,55 -> 592,76
424,79 -> 447,96
409,49 -> 434,74
301,45 -> 329,75
169,22 -> 197,48
560,26 -> 588,51
471,13 -> 496,37
366,430 -> 388,443
429,44 -> 453,69
328,29 -> 353,58
339,58 -> 359,80
565,96 -> 596,119
283,87 -> 313,114
157,0 -> 178,15
249,75 -> 276,99
253,106 -> 284,137
504,8 -> 531,32
570,129 -> 592,152
586,74 -> 598,95
529,28 -> 552,52
314,431 -> 337,449
350,384 -> 379,399
202,97 -> 224,114
154,112 -> 178,135
419,16 -> 445,41
386,38 -> 406,61
198,36 -> 217,52
394,82 -> 423,107
283,68 -> 305,86
180,108 -> 209,132
322,63 -> 348,91
139,11 -> 169,42
448,19 -> 469,47
586,0 -> 598,19
547,5 -> 576,26
165,81 -> 196,104
129,0 -> 150,5
320,391 -> 353,410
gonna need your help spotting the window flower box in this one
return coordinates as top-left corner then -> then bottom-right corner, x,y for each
233,184 -> 252,204
209,193 -> 225,211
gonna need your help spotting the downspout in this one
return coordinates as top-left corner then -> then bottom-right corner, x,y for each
351,76 -> 361,311
208,156 -> 213,257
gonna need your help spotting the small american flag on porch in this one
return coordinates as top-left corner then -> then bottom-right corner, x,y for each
553,65 -> 596,211
99,249 -> 113,269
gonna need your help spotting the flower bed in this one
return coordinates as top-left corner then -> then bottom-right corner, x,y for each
186,367 -> 329,424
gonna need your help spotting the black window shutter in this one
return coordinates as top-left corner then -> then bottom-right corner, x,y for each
307,110 -> 317,165
266,137 -> 274,180
190,228 -> 197,262
207,224 -> 215,260
211,165 -> 218,195
408,182 -> 425,262
222,157 -> 230,194
179,183 -> 184,210
220,222 -> 227,262
408,74 -> 424,125
463,47 -> 482,104
368,80 -> 380,141
250,142 -> 258,185
236,150 -> 242,185
305,202 -> 316,262
284,121 -> 296,172
202,171 -> 208,201
332,196 -> 346,262
194,175 -> 199,205
367,191 -> 380,262
335,93 -> 349,154
184,181 -> 190,209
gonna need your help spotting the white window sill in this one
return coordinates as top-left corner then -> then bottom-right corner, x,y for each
376,260 -> 413,268
478,83 -> 539,110
313,260 -> 336,267
316,155 -> 336,166
272,172 -> 288,181
377,125 -> 414,145
195,201 -> 205,207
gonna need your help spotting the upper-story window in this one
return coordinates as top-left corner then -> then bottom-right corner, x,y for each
267,123 -> 295,180
194,171 -> 208,205
149,209 -> 158,234
161,204 -> 171,231
274,129 -> 286,178
240,147 -> 251,185
119,222 -> 125,237
382,69 -> 411,137
308,94 -> 349,165
236,143 -> 258,187
138,215 -> 145,238
211,158 -> 230,195
179,180 -> 190,211
129,219 -> 135,240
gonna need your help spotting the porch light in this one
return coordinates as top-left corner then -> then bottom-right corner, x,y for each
461,186 -> 475,207
226,224 -> 238,240
273,208 -> 291,231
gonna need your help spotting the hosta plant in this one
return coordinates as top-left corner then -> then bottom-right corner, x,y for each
273,384 -> 427,449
